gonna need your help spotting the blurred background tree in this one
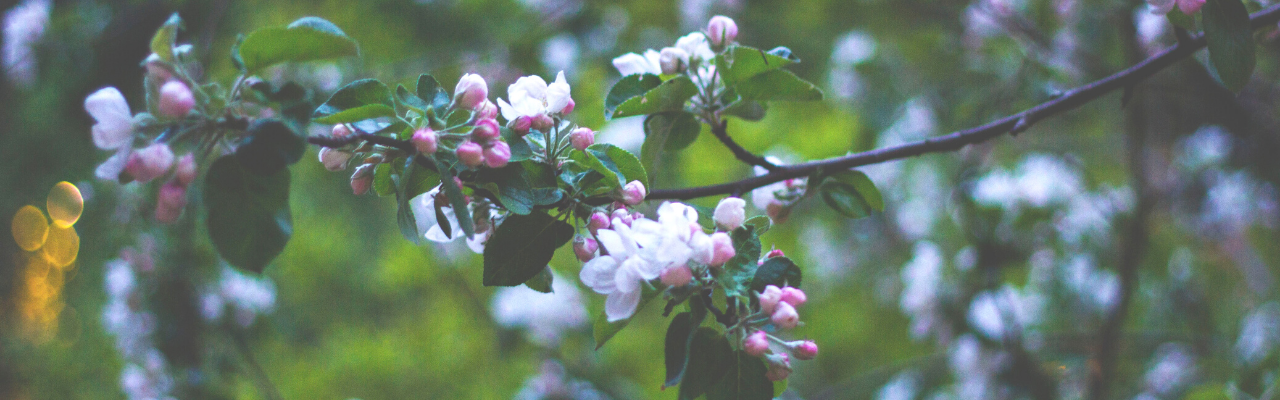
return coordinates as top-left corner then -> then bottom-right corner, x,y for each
1,0 -> 1279,399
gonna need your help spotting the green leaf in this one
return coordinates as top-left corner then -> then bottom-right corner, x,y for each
436,159 -> 475,238
149,14 -> 182,63
640,112 -> 701,185
722,98 -> 767,121
204,156 -> 291,273
751,256 -> 802,292
237,17 -> 358,74
416,74 -> 451,111
372,163 -> 395,196
482,212 -> 574,286
570,144 -> 648,189
396,84 -> 429,111
678,328 -> 734,400
234,119 -> 305,175
1203,0 -> 1255,92
717,226 -> 761,297
524,267 -> 554,293
743,215 -> 771,234
1167,8 -> 1197,30
502,128 -> 533,162
705,351 -> 773,400
476,161 -> 561,215
734,69 -> 824,102
612,76 -> 698,119
394,157 -> 424,244
605,74 -> 662,119
313,79 -> 396,124
665,300 -> 709,388
819,170 -> 883,218
593,284 -> 661,349
715,45 -> 798,85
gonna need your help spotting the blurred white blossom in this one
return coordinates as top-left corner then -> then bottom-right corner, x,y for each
491,271 -> 588,347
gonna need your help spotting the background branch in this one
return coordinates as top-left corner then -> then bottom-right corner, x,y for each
708,119 -> 779,171
647,3 -> 1280,201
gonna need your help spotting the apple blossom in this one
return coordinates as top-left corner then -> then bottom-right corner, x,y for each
157,80 -> 195,119
475,99 -> 499,120
588,212 -> 611,233
675,32 -> 716,63
483,141 -> 511,168
174,153 -> 197,187
457,141 -> 485,167
620,180 -> 646,205
569,127 -> 594,151
767,249 -> 785,258
497,71 -> 573,123
707,16 -> 738,47
743,331 -> 770,356
573,236 -> 598,262
659,47 -> 689,75
611,50 -> 662,76
125,143 -> 175,183
452,73 -> 488,110
412,127 -> 439,154
154,181 -> 187,224
772,301 -> 800,329
319,148 -> 352,172
86,87 -> 134,151
791,340 -> 818,360
531,113 -> 554,132
350,164 -> 373,195
713,197 -> 746,230
709,232 -> 735,266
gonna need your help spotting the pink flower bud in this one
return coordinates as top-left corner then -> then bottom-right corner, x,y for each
483,141 -> 511,168
175,153 -> 197,187
771,302 -> 799,330
510,115 -> 533,134
319,148 -> 353,171
659,47 -> 690,75
780,287 -> 807,307
588,212 -> 611,233
531,113 -> 555,132
620,180 -> 646,205
475,100 -> 499,120
412,127 -> 439,154
759,285 -> 783,315
569,127 -> 595,151
764,353 -> 791,381
707,16 -> 739,47
574,236 -> 599,262
790,340 -> 818,360
332,124 -> 353,138
610,208 -> 632,227
743,330 -> 770,357
457,141 -> 485,167
157,80 -> 195,119
709,232 -> 735,266
452,73 -> 488,110
660,264 -> 693,287
1177,0 -> 1205,14
561,98 -> 576,115
472,118 -> 501,142
767,249 -> 785,258
154,181 -> 187,224
350,164 -> 374,195
125,143 -> 176,183
713,197 -> 746,230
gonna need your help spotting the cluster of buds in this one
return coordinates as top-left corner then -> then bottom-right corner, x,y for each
612,15 -> 737,78
742,283 -> 815,381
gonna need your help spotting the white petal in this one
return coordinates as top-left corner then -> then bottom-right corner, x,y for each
628,219 -> 663,249
605,288 -> 641,322
466,229 -> 489,254
545,71 -> 571,113
86,87 -> 133,150
410,190 -> 438,236
688,232 -> 715,265
643,49 -> 663,72
497,98 -> 519,122
675,32 -> 715,62
596,229 -> 627,257
509,75 -> 548,104
95,148 -> 130,180
615,257 -> 645,293
580,256 -> 619,294
612,53 -> 652,76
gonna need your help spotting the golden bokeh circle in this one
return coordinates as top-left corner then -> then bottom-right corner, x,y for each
41,224 -> 79,268
12,205 -> 49,251
46,182 -> 83,228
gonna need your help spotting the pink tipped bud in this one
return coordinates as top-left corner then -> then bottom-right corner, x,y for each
709,232 -> 735,266
175,153 -> 197,186
569,127 -> 595,151
319,148 -> 353,171
332,124 -> 353,138
1178,0 -> 1205,14
713,197 -> 746,230
453,73 -> 489,110
457,141 -> 485,167
475,100 -> 499,120
771,302 -> 799,330
759,285 -> 783,315
660,264 -> 693,287
588,212 -> 611,233
574,236 -> 599,262
125,143 -> 176,183
790,340 -> 818,360
743,330 -> 770,357
157,80 -> 195,119
472,118 -> 501,142
767,249 -> 785,259
350,164 -> 374,195
561,98 -> 575,115
610,208 -> 632,227
510,115 -> 533,134
764,353 -> 791,381
780,287 -> 807,307
707,16 -> 739,47
659,47 -> 690,75
531,113 -> 555,132
620,180 -> 646,205
154,181 -> 187,224
412,127 -> 439,154
483,141 -> 511,168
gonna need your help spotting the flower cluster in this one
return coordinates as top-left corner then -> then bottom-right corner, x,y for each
741,282 -> 816,381
100,239 -> 175,400
611,16 -> 733,78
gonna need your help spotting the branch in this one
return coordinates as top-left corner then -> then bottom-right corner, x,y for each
648,3 -> 1280,201
306,131 -> 416,153
708,119 -> 779,171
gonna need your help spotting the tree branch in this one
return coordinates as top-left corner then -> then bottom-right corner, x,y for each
708,119 -> 779,171
647,3 -> 1280,201
307,131 -> 416,153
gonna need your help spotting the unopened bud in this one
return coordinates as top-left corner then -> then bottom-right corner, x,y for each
472,118 -> 501,142
759,285 -> 782,315
660,264 -> 693,287
659,47 -> 690,75
764,353 -> 791,381
569,127 -> 595,151
157,80 -> 196,119
350,164 -> 374,195
743,330 -> 770,357
713,197 -> 746,230
483,141 -> 511,168
510,115 -> 533,135
144,54 -> 173,82
707,15 -> 739,47
767,249 -> 785,259
610,208 -> 633,227
588,212 -> 611,233
620,180 -> 646,206
319,148 -> 353,171
475,99 -> 499,120
154,181 -> 187,224
780,287 -> 807,307
771,301 -> 799,330
531,113 -> 555,132
789,340 -> 818,360
453,73 -> 488,110
457,141 -> 485,168
412,127 -> 439,154
709,232 -> 735,266
573,236 -> 599,262
332,124 -> 353,139
175,153 -> 197,186
125,143 -> 176,183
561,98 -> 575,115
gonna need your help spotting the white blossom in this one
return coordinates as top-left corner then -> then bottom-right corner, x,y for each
674,32 -> 715,64
2,0 -> 49,88
611,50 -> 661,76
491,271 -> 589,347
498,71 -> 573,122
410,188 -> 465,243
579,219 -> 662,321
86,87 -> 135,151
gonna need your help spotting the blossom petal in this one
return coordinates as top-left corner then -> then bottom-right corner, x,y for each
596,229 -> 627,257
612,53 -> 654,76
508,75 -> 548,104
605,288 -> 641,322
497,98 -> 520,122
409,190 -> 438,237
546,71 -> 571,114
580,256 -> 619,294
86,87 -> 133,150
95,148 -> 130,181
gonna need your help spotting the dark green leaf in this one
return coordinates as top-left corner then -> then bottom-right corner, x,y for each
234,119 -> 305,175
593,284 -> 661,349
501,128 -> 533,162
743,215 -> 771,234
397,84 -> 429,111
722,98 -> 768,121
706,351 -> 773,400
482,212 -> 574,286
313,79 -> 396,124
716,45 -> 798,85
524,267 -> 554,293
605,74 -> 662,119
373,163 -> 395,196
476,161 -> 560,215
237,17 -> 358,74
416,74 -> 451,111
436,159 -> 475,238
394,157 -> 423,244
678,328 -> 734,400
819,170 -> 883,218
751,256 -> 802,292
1203,0 -> 1255,92
613,76 -> 698,119
641,112 -> 701,185
149,14 -> 182,63
665,300 -> 709,388
734,69 -> 824,102
204,156 -> 291,273
570,144 -> 648,189
717,226 -> 761,297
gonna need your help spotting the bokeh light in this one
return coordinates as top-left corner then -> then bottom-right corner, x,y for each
9,182 -> 81,345
41,224 -> 79,269
46,181 -> 83,228
11,205 -> 48,252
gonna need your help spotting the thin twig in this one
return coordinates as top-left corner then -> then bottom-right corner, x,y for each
307,131 -> 416,153
647,3 -> 1280,201
707,119 -> 779,171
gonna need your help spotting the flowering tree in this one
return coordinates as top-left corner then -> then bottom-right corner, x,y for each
17,0 -> 1279,398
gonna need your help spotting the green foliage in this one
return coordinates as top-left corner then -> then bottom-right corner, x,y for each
481,212 -> 574,287
475,161 -> 562,215
641,111 -> 701,184
664,300 -> 708,388
751,256 -> 803,292
819,170 -> 884,218
733,70 -> 824,102
237,17 -> 359,74
610,76 -> 698,119
604,73 -> 662,119
435,158 -> 475,238
705,351 -> 773,400
716,226 -> 762,297
677,328 -> 734,400
568,144 -> 648,189
313,79 -> 397,124
415,74 -> 452,112
149,14 -> 182,63
1203,0 -> 1255,92
204,155 -> 292,273
524,267 -> 555,293
234,119 -> 306,175
715,45 -> 799,85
